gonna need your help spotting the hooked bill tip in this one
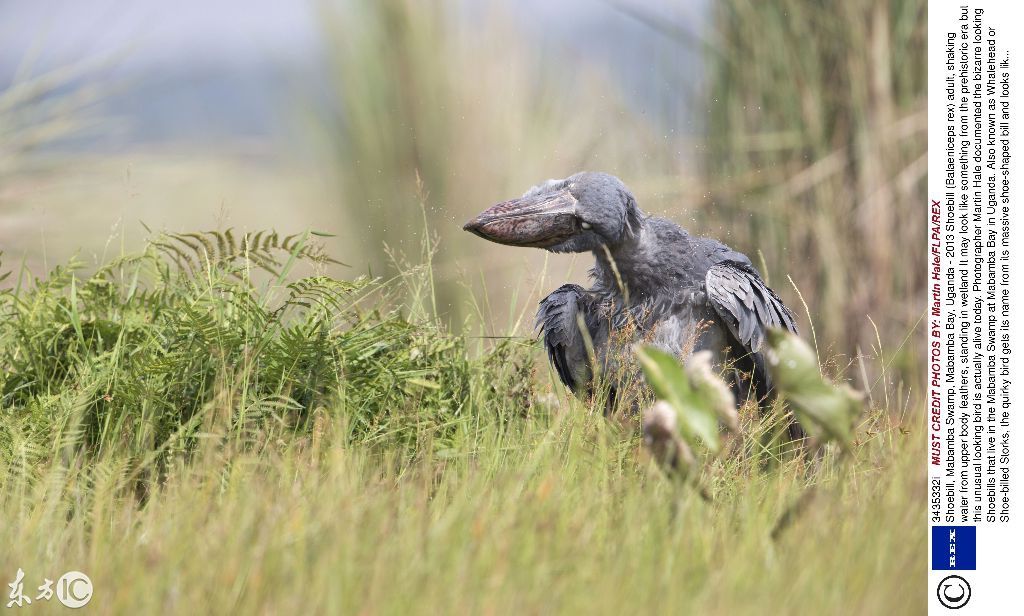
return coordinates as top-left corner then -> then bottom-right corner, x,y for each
462,218 -> 484,234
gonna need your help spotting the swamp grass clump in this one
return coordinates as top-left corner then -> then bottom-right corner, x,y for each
0,230 -> 533,480
0,229 -> 924,614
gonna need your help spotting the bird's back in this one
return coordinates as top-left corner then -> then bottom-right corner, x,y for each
586,216 -> 791,408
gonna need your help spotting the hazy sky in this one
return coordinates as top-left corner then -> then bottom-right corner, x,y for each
1,0 -> 703,65
0,0 -> 707,145
0,0 -> 319,69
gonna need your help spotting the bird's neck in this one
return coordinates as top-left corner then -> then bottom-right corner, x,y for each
592,224 -> 667,305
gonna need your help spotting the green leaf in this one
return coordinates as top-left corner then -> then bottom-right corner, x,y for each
787,386 -> 860,448
765,328 -> 821,391
684,350 -> 739,433
637,345 -> 722,453
765,329 -> 864,450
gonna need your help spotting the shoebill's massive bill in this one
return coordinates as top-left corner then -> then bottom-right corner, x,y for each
463,172 -> 804,440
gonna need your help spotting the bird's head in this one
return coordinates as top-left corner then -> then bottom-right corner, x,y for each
462,172 -> 644,253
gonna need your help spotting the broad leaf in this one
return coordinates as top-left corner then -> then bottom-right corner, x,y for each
765,329 -> 863,450
685,350 -> 739,432
637,345 -> 723,453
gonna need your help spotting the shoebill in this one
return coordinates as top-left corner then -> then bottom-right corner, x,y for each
463,171 -> 803,439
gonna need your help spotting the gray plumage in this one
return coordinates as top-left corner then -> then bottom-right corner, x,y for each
464,171 -> 801,437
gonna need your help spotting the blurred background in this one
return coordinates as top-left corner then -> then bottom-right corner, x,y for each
0,0 -> 925,392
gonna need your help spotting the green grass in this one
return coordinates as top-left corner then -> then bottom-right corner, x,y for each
1,408 -> 923,614
0,234 -> 923,614
1,1 -> 927,609
701,0 -> 926,376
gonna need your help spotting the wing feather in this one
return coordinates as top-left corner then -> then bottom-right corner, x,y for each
536,284 -> 602,392
705,260 -> 797,355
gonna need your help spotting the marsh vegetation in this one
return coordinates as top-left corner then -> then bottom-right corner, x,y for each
0,0 -> 926,612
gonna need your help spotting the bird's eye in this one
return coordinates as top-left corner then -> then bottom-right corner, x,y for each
580,221 -> 592,230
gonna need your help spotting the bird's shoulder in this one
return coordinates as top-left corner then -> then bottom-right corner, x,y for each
646,218 -> 753,271
644,217 -> 690,243
692,236 -> 753,268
